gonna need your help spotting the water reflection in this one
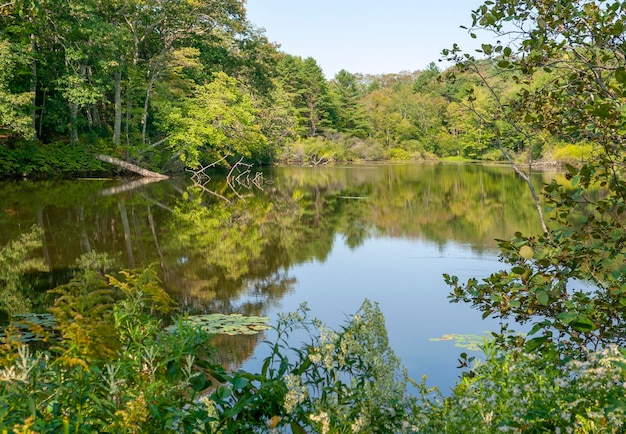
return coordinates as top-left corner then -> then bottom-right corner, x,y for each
0,163 -> 550,389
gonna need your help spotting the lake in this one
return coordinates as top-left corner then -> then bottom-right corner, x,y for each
0,163 -> 552,392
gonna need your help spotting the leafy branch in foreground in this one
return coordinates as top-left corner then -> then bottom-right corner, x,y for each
445,0 -> 626,355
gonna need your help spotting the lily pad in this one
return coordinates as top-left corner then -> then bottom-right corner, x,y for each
173,313 -> 271,336
6,313 -> 57,343
429,332 -> 493,351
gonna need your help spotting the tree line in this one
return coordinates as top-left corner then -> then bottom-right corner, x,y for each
0,0 -> 595,178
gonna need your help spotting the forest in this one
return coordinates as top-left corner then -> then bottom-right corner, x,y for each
2,0 -> 626,432
0,0 -> 596,178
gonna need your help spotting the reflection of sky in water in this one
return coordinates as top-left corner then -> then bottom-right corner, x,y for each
243,234 -> 519,393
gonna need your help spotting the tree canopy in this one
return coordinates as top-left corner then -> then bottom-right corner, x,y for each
0,0 -> 611,177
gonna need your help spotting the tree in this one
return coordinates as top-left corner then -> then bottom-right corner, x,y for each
276,55 -> 333,137
328,70 -> 369,138
164,72 -> 267,169
0,40 -> 33,138
446,0 -> 626,353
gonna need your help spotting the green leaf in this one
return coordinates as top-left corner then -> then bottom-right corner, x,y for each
557,312 -> 577,324
571,316 -> 595,333
230,376 -> 249,390
524,336 -> 548,352
291,422 -> 308,434
536,290 -> 549,306
616,67 -> 626,85
511,266 -> 525,274
215,385 -> 232,401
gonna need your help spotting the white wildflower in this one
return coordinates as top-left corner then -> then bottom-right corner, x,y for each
351,415 -> 367,433
310,412 -> 331,434
284,374 -> 308,414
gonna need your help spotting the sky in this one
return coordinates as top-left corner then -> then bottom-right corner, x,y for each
245,0 -> 487,78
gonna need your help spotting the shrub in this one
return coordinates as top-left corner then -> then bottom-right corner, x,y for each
550,143 -> 598,164
416,342 -> 626,433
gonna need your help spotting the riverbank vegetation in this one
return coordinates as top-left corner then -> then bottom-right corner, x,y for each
0,0 -> 607,179
3,0 -> 626,432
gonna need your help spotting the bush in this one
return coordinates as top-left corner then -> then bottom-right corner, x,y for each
549,142 -> 598,164
0,141 -> 109,179
416,342 -> 626,433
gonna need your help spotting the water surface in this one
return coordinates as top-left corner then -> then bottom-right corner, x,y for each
0,163 -> 551,391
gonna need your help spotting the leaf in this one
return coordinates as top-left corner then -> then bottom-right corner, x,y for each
230,376 -> 249,390
616,67 -> 626,85
536,290 -> 549,306
291,421 -> 308,434
571,316 -> 595,333
519,245 -> 534,260
557,312 -> 577,324
524,336 -> 548,352
214,385 -> 232,401
512,266 -> 525,275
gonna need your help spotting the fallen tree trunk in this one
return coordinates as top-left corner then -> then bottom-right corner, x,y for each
96,154 -> 168,179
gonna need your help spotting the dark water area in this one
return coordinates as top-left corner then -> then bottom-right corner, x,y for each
0,163 -> 556,391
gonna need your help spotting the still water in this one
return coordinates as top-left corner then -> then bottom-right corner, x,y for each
0,163 -> 552,391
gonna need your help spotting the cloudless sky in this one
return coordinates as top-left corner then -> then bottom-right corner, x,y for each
245,0 -> 487,78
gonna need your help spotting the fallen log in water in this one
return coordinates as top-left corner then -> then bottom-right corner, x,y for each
95,154 -> 169,179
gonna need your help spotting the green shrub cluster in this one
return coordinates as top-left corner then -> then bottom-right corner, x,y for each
0,142 -> 108,179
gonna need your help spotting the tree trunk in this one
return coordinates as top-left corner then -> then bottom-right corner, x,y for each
114,70 -> 122,145
70,101 -> 78,144
95,154 -> 168,178
30,33 -> 37,137
141,75 -> 155,145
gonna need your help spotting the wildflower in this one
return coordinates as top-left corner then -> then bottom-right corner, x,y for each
482,410 -> 494,424
310,412 -> 330,434
351,416 -> 367,432
284,374 -> 308,414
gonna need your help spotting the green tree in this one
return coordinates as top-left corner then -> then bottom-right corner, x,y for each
446,0 -> 626,353
164,72 -> 267,168
276,54 -> 333,137
0,40 -> 32,138
328,70 -> 369,138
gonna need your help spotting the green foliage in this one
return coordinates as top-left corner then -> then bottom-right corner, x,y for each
437,1 -> 626,431
205,300 -> 421,433
4,257 -> 626,432
0,226 -> 46,317
415,342 -> 626,433
445,0 -> 626,355
550,142 -> 598,164
164,72 -> 268,168
0,141 -> 108,179
0,39 -> 32,138
0,264 -> 231,432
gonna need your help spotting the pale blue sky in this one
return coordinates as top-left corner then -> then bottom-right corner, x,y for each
245,0 -> 487,78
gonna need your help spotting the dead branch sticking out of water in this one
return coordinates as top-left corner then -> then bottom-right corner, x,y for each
186,157 -> 267,203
